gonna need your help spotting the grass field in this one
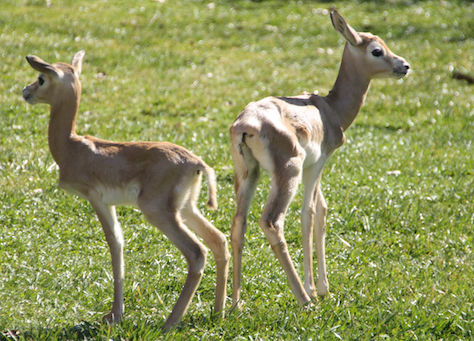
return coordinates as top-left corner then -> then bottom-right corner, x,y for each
1,0 -> 473,340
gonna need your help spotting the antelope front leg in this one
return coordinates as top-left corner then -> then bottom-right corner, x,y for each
314,188 -> 329,297
301,167 -> 325,298
91,202 -> 125,323
301,218 -> 316,299
301,187 -> 317,297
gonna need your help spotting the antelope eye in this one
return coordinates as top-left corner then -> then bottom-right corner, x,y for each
38,77 -> 45,86
372,49 -> 383,57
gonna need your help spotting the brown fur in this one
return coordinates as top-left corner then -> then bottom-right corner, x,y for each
23,51 -> 228,332
229,10 -> 410,309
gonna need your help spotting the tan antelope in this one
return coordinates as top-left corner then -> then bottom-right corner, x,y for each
22,51 -> 230,332
229,10 -> 410,309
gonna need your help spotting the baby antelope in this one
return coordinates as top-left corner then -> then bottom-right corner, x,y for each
229,10 -> 410,309
22,50 -> 229,332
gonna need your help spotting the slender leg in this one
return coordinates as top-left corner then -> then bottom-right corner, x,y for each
301,162 -> 326,298
314,187 -> 329,297
140,204 -> 208,332
89,201 -> 125,324
230,143 -> 260,310
259,161 -> 311,306
181,203 -> 230,318
301,175 -> 318,298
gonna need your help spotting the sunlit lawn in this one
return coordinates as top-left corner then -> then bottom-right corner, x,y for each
1,0 -> 473,339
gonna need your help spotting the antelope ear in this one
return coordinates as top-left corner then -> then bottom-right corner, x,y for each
71,50 -> 85,76
330,10 -> 363,46
25,55 -> 63,79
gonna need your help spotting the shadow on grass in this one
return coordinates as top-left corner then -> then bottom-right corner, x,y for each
1,316 -> 216,340
1,321 -> 102,341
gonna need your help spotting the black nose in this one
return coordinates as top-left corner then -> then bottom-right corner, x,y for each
404,63 -> 410,70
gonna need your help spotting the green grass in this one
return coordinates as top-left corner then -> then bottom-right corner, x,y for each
1,0 -> 473,339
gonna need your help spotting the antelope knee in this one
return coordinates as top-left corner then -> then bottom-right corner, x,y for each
259,217 -> 284,246
187,244 -> 208,276
215,233 -> 231,262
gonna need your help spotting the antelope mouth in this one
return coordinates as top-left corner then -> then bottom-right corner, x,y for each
22,88 -> 37,104
23,93 -> 40,104
23,95 -> 35,104
393,70 -> 408,79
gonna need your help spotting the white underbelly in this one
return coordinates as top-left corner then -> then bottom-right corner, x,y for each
62,182 -> 141,207
98,183 -> 140,207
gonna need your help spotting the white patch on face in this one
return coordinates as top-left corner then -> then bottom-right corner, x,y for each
366,40 -> 409,79
365,40 -> 397,79
367,40 -> 387,62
